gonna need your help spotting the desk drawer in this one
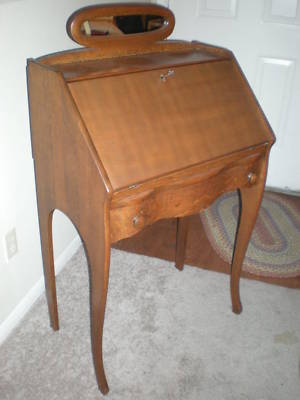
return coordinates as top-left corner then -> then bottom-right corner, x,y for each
110,150 -> 265,243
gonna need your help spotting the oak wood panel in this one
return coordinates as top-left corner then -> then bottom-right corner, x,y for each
54,49 -> 220,82
110,151 -> 264,243
111,145 -> 266,202
69,60 -> 273,191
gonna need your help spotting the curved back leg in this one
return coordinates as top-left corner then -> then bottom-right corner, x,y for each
175,216 -> 190,270
38,207 -> 59,330
230,153 -> 270,314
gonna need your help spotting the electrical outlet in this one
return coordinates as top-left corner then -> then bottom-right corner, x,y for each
4,228 -> 18,261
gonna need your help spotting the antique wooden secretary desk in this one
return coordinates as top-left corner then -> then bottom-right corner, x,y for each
27,3 -> 275,394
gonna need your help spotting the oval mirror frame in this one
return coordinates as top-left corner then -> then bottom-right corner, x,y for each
67,3 -> 175,49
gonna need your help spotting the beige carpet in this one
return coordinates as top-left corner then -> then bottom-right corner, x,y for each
1,247 -> 300,399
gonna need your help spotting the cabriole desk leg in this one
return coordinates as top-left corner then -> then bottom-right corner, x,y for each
80,209 -> 111,395
231,156 -> 269,314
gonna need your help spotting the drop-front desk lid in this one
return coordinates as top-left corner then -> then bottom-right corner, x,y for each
68,56 -> 273,191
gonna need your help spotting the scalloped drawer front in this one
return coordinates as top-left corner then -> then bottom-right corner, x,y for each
110,152 -> 263,243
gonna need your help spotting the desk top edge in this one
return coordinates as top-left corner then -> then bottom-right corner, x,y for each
35,40 -> 233,67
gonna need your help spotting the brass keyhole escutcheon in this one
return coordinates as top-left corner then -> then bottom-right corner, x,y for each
160,69 -> 175,82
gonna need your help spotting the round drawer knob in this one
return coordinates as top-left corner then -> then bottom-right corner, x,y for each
132,216 -> 139,226
248,172 -> 257,185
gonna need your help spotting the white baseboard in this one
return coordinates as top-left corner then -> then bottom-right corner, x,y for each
0,235 -> 81,346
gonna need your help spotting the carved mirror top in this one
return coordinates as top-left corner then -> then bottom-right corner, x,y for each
67,3 -> 175,49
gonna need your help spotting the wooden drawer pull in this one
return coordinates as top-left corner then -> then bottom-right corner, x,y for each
248,172 -> 257,185
132,216 -> 139,226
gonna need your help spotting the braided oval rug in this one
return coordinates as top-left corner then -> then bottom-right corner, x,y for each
200,191 -> 300,278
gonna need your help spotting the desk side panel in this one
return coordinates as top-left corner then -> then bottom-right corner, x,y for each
27,60 -> 111,247
27,61 -> 112,392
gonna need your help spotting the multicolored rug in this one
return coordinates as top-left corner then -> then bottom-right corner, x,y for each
200,192 -> 300,278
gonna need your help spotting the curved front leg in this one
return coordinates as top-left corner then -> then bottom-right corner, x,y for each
231,155 -> 269,314
81,207 -> 111,395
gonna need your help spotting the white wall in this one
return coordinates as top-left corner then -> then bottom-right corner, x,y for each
0,0 -> 87,332
0,0 -> 149,338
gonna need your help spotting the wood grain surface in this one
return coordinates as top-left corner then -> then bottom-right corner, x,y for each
54,48 -> 221,82
69,60 -> 273,190
38,40 -> 232,66
109,150 -> 265,242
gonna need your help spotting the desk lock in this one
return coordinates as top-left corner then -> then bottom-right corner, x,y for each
160,69 -> 175,82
